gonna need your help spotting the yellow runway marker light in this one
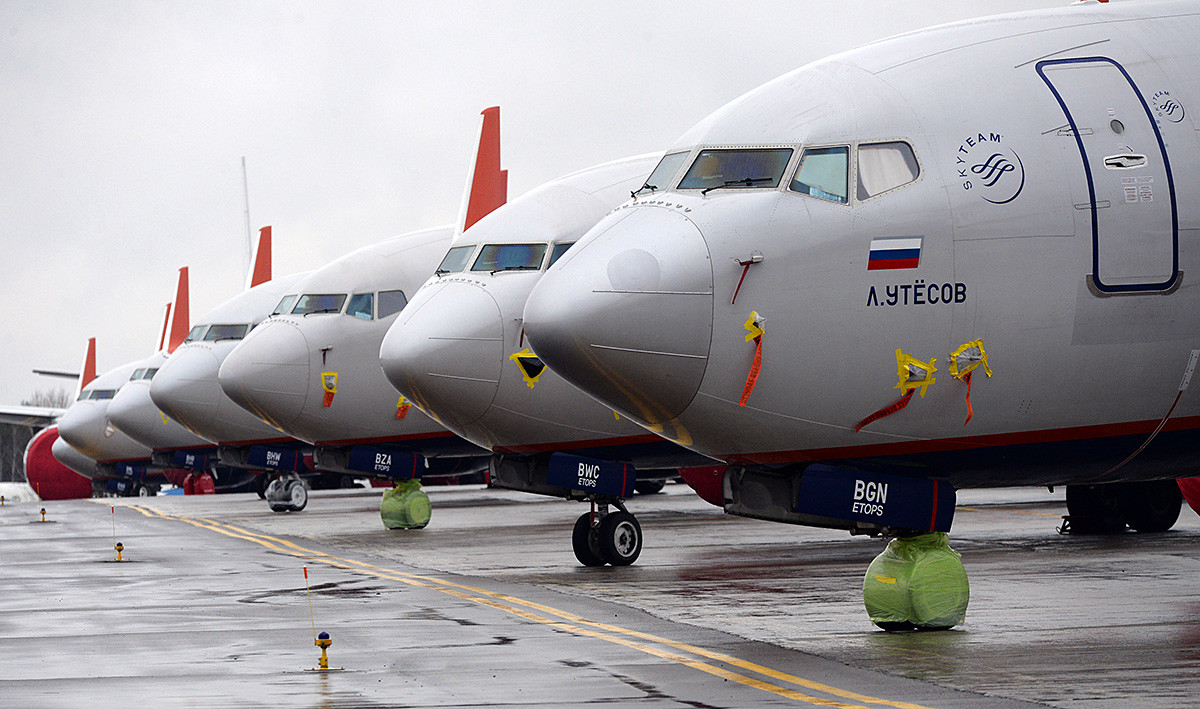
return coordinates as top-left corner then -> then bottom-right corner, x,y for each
303,566 -> 343,671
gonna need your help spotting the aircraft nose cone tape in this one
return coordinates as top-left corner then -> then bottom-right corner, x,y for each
856,349 -> 937,433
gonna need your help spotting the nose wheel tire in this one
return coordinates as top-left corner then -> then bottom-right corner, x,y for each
267,477 -> 308,512
572,512 -> 606,566
285,478 -> 308,512
598,511 -> 642,566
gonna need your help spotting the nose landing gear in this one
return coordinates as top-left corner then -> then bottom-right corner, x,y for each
571,499 -> 643,567
265,473 -> 308,512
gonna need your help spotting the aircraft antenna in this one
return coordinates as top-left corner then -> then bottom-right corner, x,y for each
241,156 -> 253,283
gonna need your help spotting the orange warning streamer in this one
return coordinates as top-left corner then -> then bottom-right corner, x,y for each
962,371 -> 974,426
854,390 -> 915,432
738,335 -> 763,407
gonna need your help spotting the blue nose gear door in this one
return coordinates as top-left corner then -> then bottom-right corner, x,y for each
1037,56 -> 1178,294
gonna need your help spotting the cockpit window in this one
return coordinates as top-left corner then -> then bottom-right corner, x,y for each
471,243 -> 548,272
790,146 -> 849,203
678,148 -> 793,191
77,389 -> 116,401
634,151 -> 690,195
129,368 -> 159,381
377,290 -> 408,319
548,242 -> 575,267
346,293 -> 374,320
130,368 -> 146,381
436,245 -> 475,274
272,295 -> 298,315
203,324 -> 250,341
292,293 -> 347,315
857,141 -> 919,200
184,325 -> 208,343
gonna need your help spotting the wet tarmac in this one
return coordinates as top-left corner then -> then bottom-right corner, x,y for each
2,483 -> 1198,708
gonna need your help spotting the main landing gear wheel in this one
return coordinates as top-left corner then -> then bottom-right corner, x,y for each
572,513 -> 606,567
1062,481 -> 1182,534
598,511 -> 642,566
634,480 -> 665,495
1121,479 -> 1182,532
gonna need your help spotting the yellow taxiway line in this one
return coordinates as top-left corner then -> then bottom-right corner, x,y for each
122,503 -> 935,709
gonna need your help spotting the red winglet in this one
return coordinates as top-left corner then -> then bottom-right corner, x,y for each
79,337 -> 97,391
460,106 -> 506,233
158,303 -> 172,352
249,225 -> 272,288
167,267 -> 190,354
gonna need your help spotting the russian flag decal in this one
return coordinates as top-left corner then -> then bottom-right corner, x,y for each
868,237 -> 922,271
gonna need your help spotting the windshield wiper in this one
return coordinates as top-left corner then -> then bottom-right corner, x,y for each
701,177 -> 772,195
631,182 -> 658,198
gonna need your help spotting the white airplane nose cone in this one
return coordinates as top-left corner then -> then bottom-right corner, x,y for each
106,385 -> 155,446
380,281 -> 503,429
152,346 -> 223,428
524,207 -> 714,425
51,435 -> 97,479
55,405 -> 104,457
219,320 -> 310,431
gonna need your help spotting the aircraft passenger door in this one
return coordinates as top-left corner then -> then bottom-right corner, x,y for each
1037,57 -> 1179,294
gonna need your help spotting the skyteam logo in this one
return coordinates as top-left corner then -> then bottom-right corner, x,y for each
1152,90 -> 1185,123
956,131 -> 1025,205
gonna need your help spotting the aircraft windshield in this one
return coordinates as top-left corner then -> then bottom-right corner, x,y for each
791,146 -> 849,203
129,368 -> 158,381
272,295 -> 298,315
635,151 -> 689,195
678,148 -> 793,192
292,293 -> 347,315
377,290 -> 408,319
346,293 -> 374,320
436,246 -> 475,274
548,242 -> 575,267
77,389 -> 116,401
184,325 -> 208,343
471,243 -> 548,272
203,324 -> 250,341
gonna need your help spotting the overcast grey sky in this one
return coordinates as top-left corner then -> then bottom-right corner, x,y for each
1,0 -> 1065,405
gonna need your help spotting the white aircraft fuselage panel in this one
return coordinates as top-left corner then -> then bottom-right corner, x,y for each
523,0 -> 1200,489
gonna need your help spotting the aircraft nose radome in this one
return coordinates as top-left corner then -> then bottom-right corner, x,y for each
55,405 -> 103,456
106,385 -> 154,444
150,346 -> 222,427
524,207 -> 714,425
379,281 -> 503,430
51,436 -> 95,478
218,320 -> 310,431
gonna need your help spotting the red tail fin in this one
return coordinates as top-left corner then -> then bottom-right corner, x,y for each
168,267 -> 190,353
458,106 -> 506,233
77,337 -> 97,397
158,302 -> 173,351
249,225 -> 272,288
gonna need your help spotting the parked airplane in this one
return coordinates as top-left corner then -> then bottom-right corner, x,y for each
214,108 -> 507,513
54,267 -> 196,495
150,271 -> 315,504
379,153 -> 718,566
521,0 -> 1200,622
112,230 -> 317,498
